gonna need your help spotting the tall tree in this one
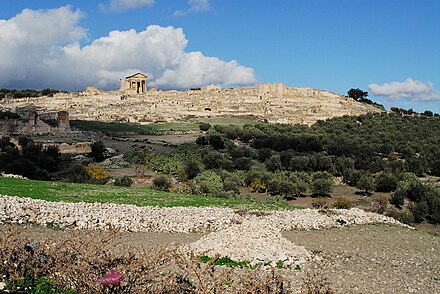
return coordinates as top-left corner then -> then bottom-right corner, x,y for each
347,88 -> 368,101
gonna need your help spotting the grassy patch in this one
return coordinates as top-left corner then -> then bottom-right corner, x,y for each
70,120 -> 199,135
5,276 -> 73,294
196,116 -> 262,126
0,178 -> 291,210
200,256 -> 253,268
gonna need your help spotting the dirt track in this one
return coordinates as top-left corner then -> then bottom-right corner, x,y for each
284,225 -> 440,293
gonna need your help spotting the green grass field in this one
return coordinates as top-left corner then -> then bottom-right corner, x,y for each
0,178 -> 292,210
70,120 -> 199,135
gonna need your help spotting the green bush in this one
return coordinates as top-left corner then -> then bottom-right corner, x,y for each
207,132 -> 225,150
114,176 -> 133,187
397,172 -> 421,191
90,140 -> 107,162
342,168 -> 362,186
267,173 -> 295,196
137,152 -> 180,174
390,188 -> 406,208
411,201 -> 429,223
385,207 -> 415,224
356,174 -> 375,195
199,122 -> 211,131
375,172 -> 398,192
152,175 -> 171,191
234,157 -> 253,171
265,155 -> 282,172
195,170 -> 224,194
195,135 -> 208,145
183,160 -> 200,179
311,178 -> 334,196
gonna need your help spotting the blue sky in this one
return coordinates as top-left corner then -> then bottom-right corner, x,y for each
0,0 -> 439,113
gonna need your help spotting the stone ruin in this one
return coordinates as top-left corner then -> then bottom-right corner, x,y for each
0,77 -> 382,126
120,72 -> 148,94
258,82 -> 287,96
0,110 -> 71,135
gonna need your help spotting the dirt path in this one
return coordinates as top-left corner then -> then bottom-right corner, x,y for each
283,224 -> 440,293
3,224 -> 439,293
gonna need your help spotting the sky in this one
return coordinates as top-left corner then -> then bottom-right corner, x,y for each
0,0 -> 439,113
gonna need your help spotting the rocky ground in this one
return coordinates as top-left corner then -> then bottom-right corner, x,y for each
1,196 -> 439,293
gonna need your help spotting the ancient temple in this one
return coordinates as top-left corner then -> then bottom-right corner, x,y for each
120,73 -> 148,94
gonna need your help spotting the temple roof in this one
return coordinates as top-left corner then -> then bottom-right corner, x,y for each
125,72 -> 148,79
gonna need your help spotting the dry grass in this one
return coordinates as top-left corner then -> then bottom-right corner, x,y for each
0,225 -> 303,293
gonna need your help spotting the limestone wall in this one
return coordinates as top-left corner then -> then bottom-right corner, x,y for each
0,85 -> 381,126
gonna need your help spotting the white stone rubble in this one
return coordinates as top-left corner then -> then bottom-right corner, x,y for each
0,195 -> 410,265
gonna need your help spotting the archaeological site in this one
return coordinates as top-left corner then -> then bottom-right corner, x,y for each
0,75 -> 381,127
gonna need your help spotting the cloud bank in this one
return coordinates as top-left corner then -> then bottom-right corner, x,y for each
369,78 -> 440,102
0,6 -> 255,91
99,0 -> 155,12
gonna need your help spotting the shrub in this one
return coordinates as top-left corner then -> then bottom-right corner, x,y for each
406,183 -> 428,202
152,175 -> 171,191
234,157 -> 253,171
257,148 -> 273,162
385,207 -> 415,224
207,132 -> 225,150
137,152 -> 180,174
195,170 -> 224,194
311,197 -> 328,209
356,174 -> 375,195
411,201 -> 429,223
183,160 -> 200,179
250,179 -> 267,193
90,140 -> 107,162
342,168 -> 362,186
63,164 -> 89,183
397,172 -> 420,191
84,164 -> 110,184
375,172 -> 398,192
267,174 -> 295,196
311,175 -> 334,196
18,135 -> 32,147
114,176 -> 133,187
199,122 -> 211,131
195,135 -> 208,145
265,155 -> 282,172
390,188 -> 405,208
332,197 -> 353,209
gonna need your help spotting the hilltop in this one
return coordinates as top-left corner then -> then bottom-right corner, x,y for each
0,83 -> 381,125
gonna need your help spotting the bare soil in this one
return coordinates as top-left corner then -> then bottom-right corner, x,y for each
284,224 -> 440,294
3,223 -> 439,293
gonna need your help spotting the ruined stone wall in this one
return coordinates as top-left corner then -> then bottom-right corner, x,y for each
0,85 -> 381,126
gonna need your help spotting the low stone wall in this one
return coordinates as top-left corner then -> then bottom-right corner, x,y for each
0,195 -> 406,233
0,195 -> 409,268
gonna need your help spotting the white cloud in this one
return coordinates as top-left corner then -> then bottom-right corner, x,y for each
369,78 -> 440,102
189,0 -> 210,11
99,0 -> 155,12
0,6 -> 256,91
174,0 -> 210,16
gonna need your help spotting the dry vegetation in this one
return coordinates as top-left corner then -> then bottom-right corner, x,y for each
0,224 -> 331,293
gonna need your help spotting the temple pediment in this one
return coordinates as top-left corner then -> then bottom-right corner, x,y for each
126,73 -> 148,79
